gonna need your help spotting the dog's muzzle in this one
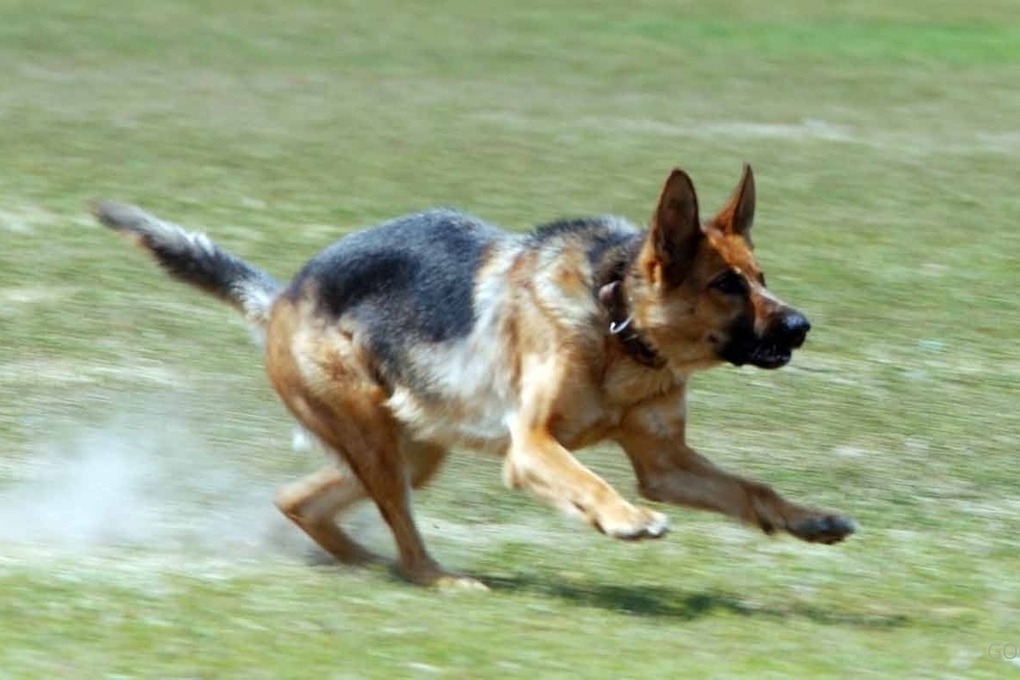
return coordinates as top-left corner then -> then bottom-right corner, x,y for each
721,309 -> 811,370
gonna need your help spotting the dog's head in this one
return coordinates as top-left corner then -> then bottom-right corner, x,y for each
628,165 -> 810,372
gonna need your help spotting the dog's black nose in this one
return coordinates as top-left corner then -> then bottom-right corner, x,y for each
776,311 -> 811,348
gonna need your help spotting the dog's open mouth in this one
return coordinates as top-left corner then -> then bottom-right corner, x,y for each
747,344 -> 793,369
720,338 -> 796,370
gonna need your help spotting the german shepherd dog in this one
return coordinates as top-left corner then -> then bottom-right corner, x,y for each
94,165 -> 854,588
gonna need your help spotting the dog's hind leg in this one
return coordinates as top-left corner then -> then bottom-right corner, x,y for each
294,395 -> 481,589
265,307 -> 477,588
274,440 -> 447,567
274,465 -> 379,565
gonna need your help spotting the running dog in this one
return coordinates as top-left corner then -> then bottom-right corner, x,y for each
93,165 -> 855,588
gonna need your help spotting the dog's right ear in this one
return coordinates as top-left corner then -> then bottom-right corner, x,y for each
643,168 -> 702,288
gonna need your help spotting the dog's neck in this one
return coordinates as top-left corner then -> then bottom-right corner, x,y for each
597,280 -> 666,370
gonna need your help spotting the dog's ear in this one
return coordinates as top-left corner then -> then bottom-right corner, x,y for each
644,168 -> 702,288
711,163 -> 756,243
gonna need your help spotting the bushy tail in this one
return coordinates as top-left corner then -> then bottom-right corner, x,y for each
92,201 -> 282,328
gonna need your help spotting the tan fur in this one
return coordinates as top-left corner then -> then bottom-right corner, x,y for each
260,166 -> 853,588
266,292 -> 473,586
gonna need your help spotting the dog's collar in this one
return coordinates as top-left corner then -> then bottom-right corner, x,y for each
597,280 -> 667,370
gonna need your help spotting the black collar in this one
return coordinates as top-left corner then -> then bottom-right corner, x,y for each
597,280 -> 667,370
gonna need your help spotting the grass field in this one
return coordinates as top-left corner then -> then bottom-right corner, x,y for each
2,0 -> 1019,677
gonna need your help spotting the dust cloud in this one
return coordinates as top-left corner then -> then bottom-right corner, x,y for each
0,416 -> 309,557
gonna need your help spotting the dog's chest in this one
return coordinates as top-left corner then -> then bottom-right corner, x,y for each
387,364 -> 619,455
389,391 -> 512,453
385,321 -> 516,453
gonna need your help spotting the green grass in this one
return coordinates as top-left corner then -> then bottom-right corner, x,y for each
2,0 -> 1019,677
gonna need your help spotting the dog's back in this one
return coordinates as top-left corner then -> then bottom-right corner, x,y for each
285,209 -> 504,385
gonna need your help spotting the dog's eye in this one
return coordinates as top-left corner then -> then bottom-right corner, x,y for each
710,271 -> 748,296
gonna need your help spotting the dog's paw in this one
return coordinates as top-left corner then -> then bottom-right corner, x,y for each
788,514 -> 857,544
596,503 -> 669,541
433,575 -> 490,592
399,562 -> 490,591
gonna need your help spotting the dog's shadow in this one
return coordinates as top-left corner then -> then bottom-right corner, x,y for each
304,548 -> 906,629
483,573 -> 908,628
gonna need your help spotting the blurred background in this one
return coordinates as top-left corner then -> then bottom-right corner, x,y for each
1,1 -> 1017,676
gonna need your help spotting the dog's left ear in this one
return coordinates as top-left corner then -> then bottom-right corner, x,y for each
711,163 -> 756,243
644,168 -> 702,288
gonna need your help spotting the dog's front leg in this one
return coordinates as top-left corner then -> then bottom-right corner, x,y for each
502,426 -> 667,539
616,392 -> 855,544
502,355 -> 667,540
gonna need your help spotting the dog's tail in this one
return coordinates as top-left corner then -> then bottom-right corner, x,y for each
91,201 -> 282,329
